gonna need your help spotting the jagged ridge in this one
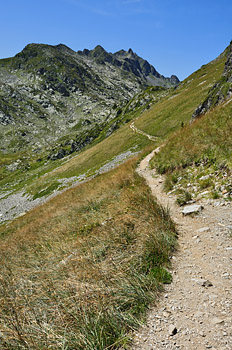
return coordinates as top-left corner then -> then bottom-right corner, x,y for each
0,43 -> 179,158
78,45 -> 179,87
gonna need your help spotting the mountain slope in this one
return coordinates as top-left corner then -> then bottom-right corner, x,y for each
0,41 -> 231,350
0,43 -> 179,158
0,42 -> 228,222
192,41 -> 232,118
133,47 -> 227,137
150,42 -> 232,203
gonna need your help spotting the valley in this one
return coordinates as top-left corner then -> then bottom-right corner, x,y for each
0,41 -> 231,349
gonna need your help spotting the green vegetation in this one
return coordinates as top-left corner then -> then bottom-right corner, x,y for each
1,40 -> 231,349
134,53 -> 226,138
0,84 -> 165,198
0,156 -> 177,350
176,189 -> 192,206
151,102 -> 232,173
150,101 -> 232,202
27,124 -> 152,198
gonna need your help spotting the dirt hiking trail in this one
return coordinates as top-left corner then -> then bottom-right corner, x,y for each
131,148 -> 232,350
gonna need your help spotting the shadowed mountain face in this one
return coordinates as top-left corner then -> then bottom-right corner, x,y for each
0,43 -> 179,155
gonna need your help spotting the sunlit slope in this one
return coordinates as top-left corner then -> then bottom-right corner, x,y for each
151,99 -> 232,173
1,86 -> 167,202
1,86 -> 167,200
0,156 -> 176,350
27,123 -> 152,198
26,55 -> 226,198
134,54 -> 226,137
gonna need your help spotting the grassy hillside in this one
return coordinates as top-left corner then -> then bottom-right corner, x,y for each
2,50 -> 226,202
150,99 -> 232,203
1,41 -> 231,349
147,43 -> 232,204
0,86 -> 166,200
0,156 -> 177,350
134,53 -> 226,137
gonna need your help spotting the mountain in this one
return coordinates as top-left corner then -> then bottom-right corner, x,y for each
150,41 -> 232,206
192,41 -> 232,119
0,41 -> 231,350
0,43 -> 179,158
77,45 -> 179,87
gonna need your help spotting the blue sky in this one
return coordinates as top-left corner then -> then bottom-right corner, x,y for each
1,0 -> 231,80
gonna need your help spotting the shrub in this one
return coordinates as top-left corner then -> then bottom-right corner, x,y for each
176,190 -> 192,206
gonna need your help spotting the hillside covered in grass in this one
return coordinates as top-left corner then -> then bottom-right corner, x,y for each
150,42 -> 232,204
133,46 -> 227,137
1,40 -> 232,349
0,156 -> 177,350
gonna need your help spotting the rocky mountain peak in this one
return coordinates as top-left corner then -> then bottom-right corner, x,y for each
128,48 -> 134,55
170,75 -> 180,86
76,45 -> 179,87
55,43 -> 75,55
91,45 -> 106,57
0,42 -> 179,158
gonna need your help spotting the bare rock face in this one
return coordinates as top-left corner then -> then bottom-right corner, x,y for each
192,40 -> 232,120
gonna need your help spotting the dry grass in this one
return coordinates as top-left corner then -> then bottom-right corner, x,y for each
26,122 -> 152,198
151,101 -> 232,174
150,100 -> 232,203
0,155 -> 177,349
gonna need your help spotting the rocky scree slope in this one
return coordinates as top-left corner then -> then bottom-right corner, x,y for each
0,43 -> 179,159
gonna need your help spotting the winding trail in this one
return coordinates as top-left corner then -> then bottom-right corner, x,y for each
131,148 -> 232,350
130,121 -> 158,141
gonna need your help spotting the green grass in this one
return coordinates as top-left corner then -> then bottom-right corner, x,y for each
2,51 -> 225,200
0,156 -> 177,350
176,190 -> 192,206
150,99 -> 232,202
0,85 -> 165,199
25,122 -> 153,198
134,53 -> 226,138
0,35 -> 230,350
151,101 -> 232,173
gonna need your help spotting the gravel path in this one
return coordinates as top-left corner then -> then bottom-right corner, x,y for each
131,149 -> 232,350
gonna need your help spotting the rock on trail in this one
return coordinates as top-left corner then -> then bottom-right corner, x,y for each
182,204 -> 203,216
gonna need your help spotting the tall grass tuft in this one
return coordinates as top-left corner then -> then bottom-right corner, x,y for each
0,156 -> 177,349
